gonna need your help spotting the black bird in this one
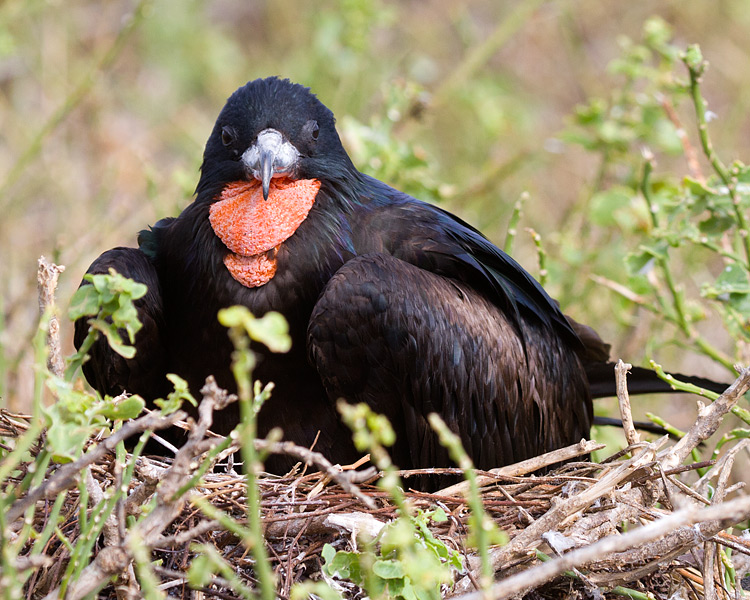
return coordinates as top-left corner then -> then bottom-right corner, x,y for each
74,77 -> 723,476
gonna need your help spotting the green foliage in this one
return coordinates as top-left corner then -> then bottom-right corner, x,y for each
322,508 -> 461,600
562,17 -> 685,164
559,18 -> 750,375
67,269 -> 148,379
324,403 -> 477,599
217,306 -> 292,354
0,270 -> 205,596
339,400 -> 397,452
559,20 -> 750,485
153,373 -> 197,415
43,378 -> 144,463
1,271 -> 301,597
631,160 -> 750,352
31,269 -> 153,461
341,81 -> 453,204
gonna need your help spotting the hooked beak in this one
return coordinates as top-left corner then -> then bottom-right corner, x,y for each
241,129 -> 301,200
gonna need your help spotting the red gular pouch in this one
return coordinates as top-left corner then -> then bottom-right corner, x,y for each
209,178 -> 321,287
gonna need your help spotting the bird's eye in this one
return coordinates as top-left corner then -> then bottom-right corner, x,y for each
221,126 -> 236,146
306,120 -> 320,141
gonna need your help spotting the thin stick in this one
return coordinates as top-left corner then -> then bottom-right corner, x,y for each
615,360 -> 640,446
255,439 -> 377,509
438,439 -> 604,497
37,256 -> 66,378
449,437 -> 667,594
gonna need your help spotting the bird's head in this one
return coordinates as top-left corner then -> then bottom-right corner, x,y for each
197,77 -> 356,201
197,78 -> 359,289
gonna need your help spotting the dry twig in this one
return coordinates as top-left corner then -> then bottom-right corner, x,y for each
615,359 -> 640,446
437,439 -> 605,497
37,256 -> 66,378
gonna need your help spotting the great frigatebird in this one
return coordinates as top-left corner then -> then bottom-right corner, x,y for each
74,77 -> 725,479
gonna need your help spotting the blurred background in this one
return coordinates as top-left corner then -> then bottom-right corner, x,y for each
1,0 -> 749,438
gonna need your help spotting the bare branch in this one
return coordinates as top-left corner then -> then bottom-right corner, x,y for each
615,360 -> 640,446
255,438 -> 377,509
37,256 -> 66,378
438,439 -> 605,497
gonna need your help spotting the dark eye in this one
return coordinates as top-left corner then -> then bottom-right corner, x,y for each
221,126 -> 236,146
307,120 -> 320,141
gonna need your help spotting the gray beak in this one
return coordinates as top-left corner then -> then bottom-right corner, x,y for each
241,129 -> 301,200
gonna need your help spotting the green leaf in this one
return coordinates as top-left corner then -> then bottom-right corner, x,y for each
325,550 -> 362,582
589,187 -> 632,227
704,263 -> 750,296
154,379 -> 194,414
216,305 -> 246,328
68,285 -> 102,320
625,250 -> 656,276
218,306 -> 292,353
380,519 -> 417,557
93,321 -> 137,359
97,395 -> 145,420
388,577 -> 417,600
626,241 -> 669,277
684,175 -> 718,197
68,270 -> 146,376
698,214 -> 735,236
247,312 -> 292,353
373,559 -> 405,579
113,297 -> 143,342
321,543 -> 336,566
166,373 -> 197,407
429,507 -> 447,523
413,582 -> 438,600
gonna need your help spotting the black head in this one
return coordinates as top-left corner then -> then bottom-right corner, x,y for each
196,77 -> 358,200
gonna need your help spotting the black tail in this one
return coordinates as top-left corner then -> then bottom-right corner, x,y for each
586,362 -> 729,399
592,415 -> 670,436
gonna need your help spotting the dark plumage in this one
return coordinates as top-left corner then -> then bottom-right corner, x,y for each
74,77 -> 724,479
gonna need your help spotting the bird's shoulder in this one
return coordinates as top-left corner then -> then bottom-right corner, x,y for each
350,174 -> 581,345
137,217 -> 172,259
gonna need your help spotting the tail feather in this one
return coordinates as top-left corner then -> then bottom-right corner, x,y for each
586,362 -> 729,399
591,416 -> 672,436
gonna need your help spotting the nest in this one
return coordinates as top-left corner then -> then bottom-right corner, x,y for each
4,257 -> 748,599
3,362 -> 750,600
